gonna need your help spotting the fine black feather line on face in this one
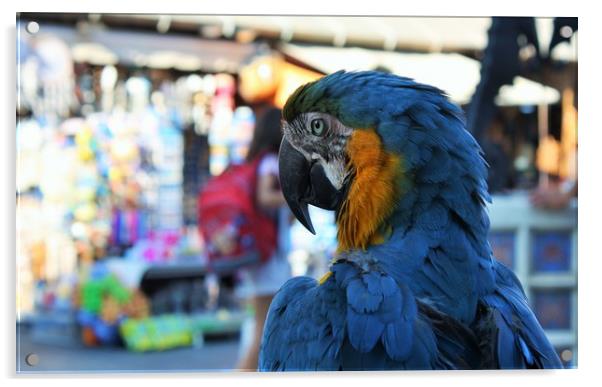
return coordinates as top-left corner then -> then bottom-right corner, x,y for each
283,112 -> 352,163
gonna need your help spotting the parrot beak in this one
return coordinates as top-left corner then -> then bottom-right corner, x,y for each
279,138 -> 347,235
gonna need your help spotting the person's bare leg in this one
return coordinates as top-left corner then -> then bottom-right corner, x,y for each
237,294 -> 274,371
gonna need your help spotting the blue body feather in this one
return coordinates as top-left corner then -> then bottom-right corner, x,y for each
260,71 -> 562,370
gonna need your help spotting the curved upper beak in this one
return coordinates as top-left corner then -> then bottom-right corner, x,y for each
278,138 -> 347,235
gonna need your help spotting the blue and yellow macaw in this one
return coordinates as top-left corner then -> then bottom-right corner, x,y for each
259,70 -> 562,370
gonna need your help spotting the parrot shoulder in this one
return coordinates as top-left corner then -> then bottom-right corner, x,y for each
259,275 -> 347,371
333,255 -> 483,370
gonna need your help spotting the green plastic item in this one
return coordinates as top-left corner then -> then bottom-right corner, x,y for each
80,274 -> 131,314
119,314 -> 193,352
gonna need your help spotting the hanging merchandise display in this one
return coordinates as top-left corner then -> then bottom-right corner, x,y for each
155,119 -> 184,232
17,27 -> 302,352
229,106 -> 255,164
17,30 -> 77,118
208,74 -> 237,176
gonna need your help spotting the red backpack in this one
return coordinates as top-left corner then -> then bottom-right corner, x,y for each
198,155 -> 277,272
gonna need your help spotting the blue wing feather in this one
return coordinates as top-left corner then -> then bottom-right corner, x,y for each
481,261 -> 563,368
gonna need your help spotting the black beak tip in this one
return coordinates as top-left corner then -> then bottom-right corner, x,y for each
297,204 -> 316,235
288,196 -> 316,235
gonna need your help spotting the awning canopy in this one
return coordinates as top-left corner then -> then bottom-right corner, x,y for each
19,23 -> 258,73
281,43 -> 561,106
130,15 -> 491,53
114,15 -> 577,62
19,15 -> 577,66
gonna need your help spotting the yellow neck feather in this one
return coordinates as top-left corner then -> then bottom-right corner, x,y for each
336,129 -> 402,253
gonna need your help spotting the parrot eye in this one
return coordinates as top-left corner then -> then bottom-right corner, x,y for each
310,118 -> 327,136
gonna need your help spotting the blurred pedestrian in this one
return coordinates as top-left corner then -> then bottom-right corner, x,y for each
466,17 -> 540,193
236,106 -> 292,371
530,180 -> 577,210
466,17 -> 540,143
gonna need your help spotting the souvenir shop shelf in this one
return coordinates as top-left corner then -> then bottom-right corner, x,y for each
487,192 -> 577,367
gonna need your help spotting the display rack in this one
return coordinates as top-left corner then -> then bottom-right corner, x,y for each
488,192 -> 577,367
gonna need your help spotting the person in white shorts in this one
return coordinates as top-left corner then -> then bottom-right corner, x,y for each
236,107 -> 292,371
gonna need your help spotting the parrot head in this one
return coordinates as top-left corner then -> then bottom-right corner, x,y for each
279,70 -> 489,252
